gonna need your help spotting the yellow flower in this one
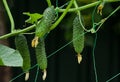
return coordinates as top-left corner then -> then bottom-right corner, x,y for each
77,53 -> 82,64
31,36 -> 39,47
97,3 -> 104,15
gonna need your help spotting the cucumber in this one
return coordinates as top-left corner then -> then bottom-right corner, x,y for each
15,34 -> 31,80
32,6 -> 56,47
35,38 -> 47,80
73,16 -> 84,64
35,6 -> 56,38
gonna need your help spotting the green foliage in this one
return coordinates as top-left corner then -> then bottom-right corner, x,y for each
0,44 -> 23,67
0,0 -> 120,81
23,12 -> 43,24
15,34 -> 31,71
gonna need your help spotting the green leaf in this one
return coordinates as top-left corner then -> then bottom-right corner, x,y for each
0,58 -> 4,65
0,44 -> 23,67
23,12 -> 43,24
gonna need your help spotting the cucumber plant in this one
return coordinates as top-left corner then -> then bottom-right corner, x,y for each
0,0 -> 119,81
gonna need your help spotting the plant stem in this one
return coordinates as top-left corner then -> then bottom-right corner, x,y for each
58,1 -> 100,12
50,0 -> 74,30
57,0 -> 120,12
73,0 -> 91,32
46,0 -> 52,7
0,24 -> 35,39
0,0 -> 119,40
104,0 -> 120,2
2,0 -> 15,33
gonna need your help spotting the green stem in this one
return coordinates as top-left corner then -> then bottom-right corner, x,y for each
73,0 -> 91,32
46,0 -> 52,7
0,24 -> 35,39
2,0 -> 15,32
57,0 -> 120,12
104,0 -> 120,2
58,1 -> 101,12
50,0 -> 74,30
0,0 -> 119,39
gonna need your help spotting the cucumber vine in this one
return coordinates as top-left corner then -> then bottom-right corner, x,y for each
0,0 -> 120,82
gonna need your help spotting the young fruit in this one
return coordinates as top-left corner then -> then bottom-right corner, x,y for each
73,16 -> 84,64
32,6 -> 56,47
35,38 -> 47,80
15,34 -> 31,80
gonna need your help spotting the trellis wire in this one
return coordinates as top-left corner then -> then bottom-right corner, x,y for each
91,3 -> 99,82
9,64 -> 38,82
106,73 -> 120,82
92,33 -> 98,82
47,32 -> 87,58
34,65 -> 39,82
59,1 -> 70,9
91,4 -> 120,82
9,1 -> 120,82
9,32 -> 87,82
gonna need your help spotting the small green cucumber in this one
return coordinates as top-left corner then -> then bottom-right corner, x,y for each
15,34 -> 31,71
35,6 -> 56,38
73,16 -> 84,64
35,38 -> 47,80
35,38 -> 47,70
73,16 -> 84,53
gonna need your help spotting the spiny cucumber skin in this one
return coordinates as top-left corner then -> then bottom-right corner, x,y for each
15,34 -> 31,71
35,6 -> 56,38
73,16 -> 84,53
35,38 -> 47,70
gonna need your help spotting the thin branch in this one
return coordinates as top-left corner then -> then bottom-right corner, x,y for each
2,0 -> 15,32
50,0 -> 74,30
73,0 -> 91,32
0,24 -> 35,39
0,0 -> 119,39
104,0 -> 120,2
57,0 -> 120,12
46,0 -> 52,7
57,1 -> 101,12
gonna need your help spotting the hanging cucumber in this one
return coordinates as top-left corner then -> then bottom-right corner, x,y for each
35,6 -> 56,37
73,16 -> 84,64
35,38 -> 47,80
15,34 -> 31,81
32,6 -> 56,47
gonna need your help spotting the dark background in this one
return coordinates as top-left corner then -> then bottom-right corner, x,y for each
1,0 -> 120,82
